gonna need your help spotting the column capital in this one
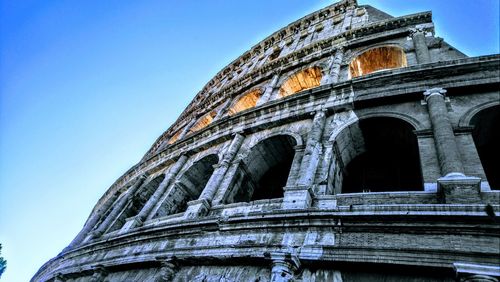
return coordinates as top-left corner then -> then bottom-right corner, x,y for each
423,88 -> 447,101
89,265 -> 108,282
267,252 -> 300,282
155,256 -> 178,282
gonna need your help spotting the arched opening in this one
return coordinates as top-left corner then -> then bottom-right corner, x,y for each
470,105 -> 500,189
279,67 -> 322,98
349,46 -> 407,78
154,154 -> 219,217
227,89 -> 262,116
341,117 -> 423,193
107,174 -> 166,233
189,110 -> 217,134
227,135 -> 297,203
167,130 -> 182,145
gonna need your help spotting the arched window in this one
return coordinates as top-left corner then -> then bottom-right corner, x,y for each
279,67 -> 322,98
341,117 -> 423,193
470,105 -> 499,189
107,174 -> 166,233
227,89 -> 262,116
189,110 -> 217,134
349,46 -> 407,78
153,154 -> 219,217
167,130 -> 182,145
226,135 -> 297,203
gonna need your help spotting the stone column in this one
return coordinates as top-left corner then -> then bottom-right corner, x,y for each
296,110 -> 327,186
410,27 -> 431,64
423,88 -> 481,203
85,174 -> 148,241
178,119 -> 197,140
424,88 -> 464,176
257,72 -> 280,106
285,145 -> 305,187
184,133 -> 245,218
132,154 -> 188,227
283,110 -> 326,209
269,252 -> 300,282
320,47 -> 344,85
454,262 -> 500,282
89,265 -> 108,282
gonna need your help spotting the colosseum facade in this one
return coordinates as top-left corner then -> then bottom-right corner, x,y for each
33,0 -> 499,281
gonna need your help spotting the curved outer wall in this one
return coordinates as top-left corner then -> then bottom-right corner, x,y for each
34,0 -> 500,281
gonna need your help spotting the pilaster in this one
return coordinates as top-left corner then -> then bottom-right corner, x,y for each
410,26 -> 431,64
184,133 -> 245,217
89,265 -> 108,282
257,72 -> 280,106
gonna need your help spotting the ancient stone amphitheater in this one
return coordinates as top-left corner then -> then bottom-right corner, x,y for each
33,0 -> 499,281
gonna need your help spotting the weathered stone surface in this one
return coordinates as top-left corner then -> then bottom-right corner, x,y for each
33,1 -> 500,281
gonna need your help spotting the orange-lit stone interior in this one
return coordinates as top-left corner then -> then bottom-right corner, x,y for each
227,89 -> 262,116
279,67 -> 322,97
167,130 -> 182,145
349,46 -> 407,78
189,111 -> 217,133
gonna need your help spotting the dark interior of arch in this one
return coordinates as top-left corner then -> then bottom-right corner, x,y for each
168,154 -> 219,214
471,105 -> 499,190
107,174 -> 166,233
229,135 -> 296,203
342,117 -> 423,193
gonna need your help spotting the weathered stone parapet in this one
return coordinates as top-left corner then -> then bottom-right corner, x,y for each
268,252 -> 300,282
454,262 -> 500,282
423,88 -> 465,177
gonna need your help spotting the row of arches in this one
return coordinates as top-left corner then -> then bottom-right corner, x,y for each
167,45 -> 409,143
104,105 -> 498,235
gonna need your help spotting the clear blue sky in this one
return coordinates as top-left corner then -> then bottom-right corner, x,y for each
0,1 -> 498,281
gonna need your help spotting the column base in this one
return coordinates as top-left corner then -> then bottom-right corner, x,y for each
282,186 -> 313,210
437,174 -> 481,204
183,198 -> 211,219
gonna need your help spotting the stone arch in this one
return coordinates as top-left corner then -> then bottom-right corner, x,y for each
188,110 -> 217,134
242,130 -> 304,157
226,134 -> 298,203
167,129 -> 182,145
156,154 -> 220,216
107,174 -> 166,233
458,100 -> 500,127
227,88 -> 263,116
278,66 -> 323,98
469,104 -> 500,189
348,45 -> 408,78
357,111 -> 424,131
333,116 -> 423,194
